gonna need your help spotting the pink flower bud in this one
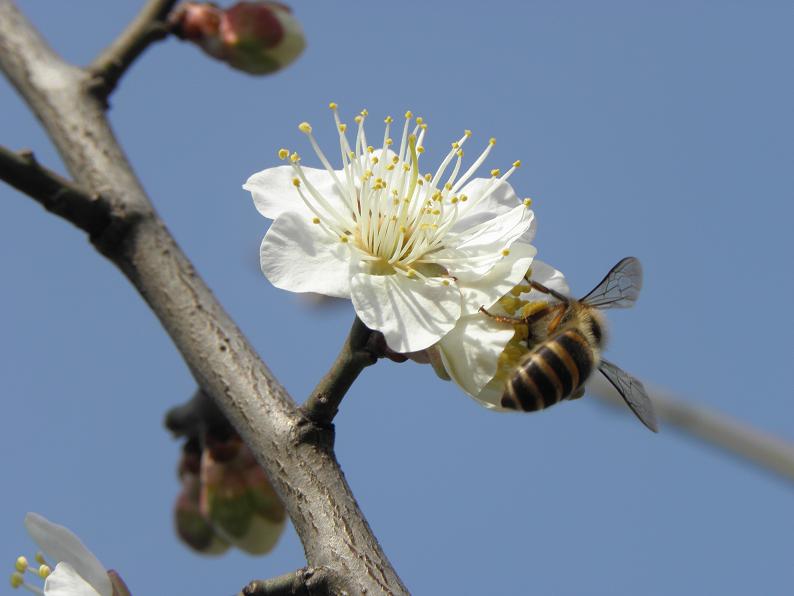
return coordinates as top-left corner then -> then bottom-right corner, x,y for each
171,1 -> 305,75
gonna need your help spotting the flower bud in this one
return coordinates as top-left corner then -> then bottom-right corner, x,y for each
170,1 -> 305,75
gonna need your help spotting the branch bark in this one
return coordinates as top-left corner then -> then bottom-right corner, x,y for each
589,375 -> 794,484
240,567 -> 333,596
87,0 -> 178,103
0,2 -> 406,593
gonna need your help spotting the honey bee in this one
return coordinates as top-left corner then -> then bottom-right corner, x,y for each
480,257 -> 658,432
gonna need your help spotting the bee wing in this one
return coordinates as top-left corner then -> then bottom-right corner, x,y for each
580,257 -> 642,309
598,359 -> 659,432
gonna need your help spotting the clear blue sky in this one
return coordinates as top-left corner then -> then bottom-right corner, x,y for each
2,1 -> 793,594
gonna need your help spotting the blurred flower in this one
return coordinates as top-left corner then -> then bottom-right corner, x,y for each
170,1 -> 305,74
245,105 -> 537,352
433,260 -> 569,408
11,513 -> 130,596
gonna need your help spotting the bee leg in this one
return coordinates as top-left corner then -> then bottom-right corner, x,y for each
478,306 -> 524,325
530,281 -> 570,303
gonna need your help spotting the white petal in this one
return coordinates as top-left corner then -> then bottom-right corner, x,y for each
437,314 -> 516,398
473,376 -> 510,410
244,165 -> 348,220
451,178 -> 521,233
525,260 -> 571,301
44,563 -> 103,596
442,204 -> 535,281
457,242 -> 536,315
260,211 -> 351,298
350,272 -> 461,353
25,514 -> 111,596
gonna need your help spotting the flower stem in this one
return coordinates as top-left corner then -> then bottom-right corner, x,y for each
302,317 -> 378,426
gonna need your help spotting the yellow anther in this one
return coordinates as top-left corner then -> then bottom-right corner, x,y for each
501,249 -> 511,256
417,178 -> 424,185
340,236 -> 349,243
11,572 -> 24,588
403,163 -> 411,171
456,149 -> 463,157
452,142 -> 460,149
450,196 -> 459,204
392,155 -> 399,163
399,226 -> 407,233
360,109 -> 369,116
405,110 -> 413,119
386,138 -> 393,146
312,217 -> 321,224
298,122 -> 312,134
15,557 -> 28,573
384,116 -> 393,124
338,123 -> 347,132
407,269 -> 417,279
367,146 -> 374,153
354,115 -> 363,124
328,102 -> 338,110
290,152 -> 300,162
424,173 -> 432,181
292,177 -> 301,187
460,194 -> 469,202
420,123 -> 427,130
432,209 -> 441,215
278,148 -> 289,160
444,182 -> 452,190
393,199 -> 400,205
392,189 -> 399,196
523,198 -> 533,207
417,146 -> 425,153
386,164 -> 395,170
442,279 -> 450,286
510,284 -> 531,296
489,137 -> 496,145
491,168 -> 501,177
464,129 -> 472,137
513,160 -> 522,168
34,553 -> 46,565
372,156 -> 379,164
416,117 -> 424,125
38,565 -> 51,579
348,150 -> 355,159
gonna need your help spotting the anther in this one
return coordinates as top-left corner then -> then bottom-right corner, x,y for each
417,146 -> 425,153
491,168 -> 501,177
312,217 -> 321,224
278,148 -> 289,160
290,152 -> 300,162
10,572 -> 23,589
15,557 -> 28,573
501,249 -> 511,256
298,122 -> 312,134
292,178 -> 301,187
328,101 -> 337,110
361,109 -> 369,116
513,160 -> 522,168
489,137 -> 496,145
464,129 -> 472,137
523,198 -> 533,207
338,124 -> 347,132
37,565 -> 50,579
405,110 -> 413,119
340,236 -> 349,243
384,116 -> 393,124
415,116 -> 424,125
354,115 -> 363,124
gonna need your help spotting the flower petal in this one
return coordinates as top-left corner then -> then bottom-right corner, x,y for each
458,241 -> 536,315
441,204 -> 535,281
437,313 -> 516,399
44,563 -> 103,596
350,272 -> 461,353
525,259 -> 570,301
25,514 -> 112,596
244,165 -> 348,220
452,178 -> 520,232
260,211 -> 351,298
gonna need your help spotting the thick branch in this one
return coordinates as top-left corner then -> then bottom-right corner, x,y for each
87,0 -> 178,103
240,567 -> 333,596
303,317 -> 377,426
0,2 -> 406,593
0,146 -> 110,237
589,376 -> 794,483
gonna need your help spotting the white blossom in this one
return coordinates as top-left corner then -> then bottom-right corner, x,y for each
245,106 -> 537,352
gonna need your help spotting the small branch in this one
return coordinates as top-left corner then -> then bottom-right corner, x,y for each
589,376 -> 794,483
87,0 -> 178,103
302,317 -> 378,426
0,146 -> 110,237
240,567 -> 332,596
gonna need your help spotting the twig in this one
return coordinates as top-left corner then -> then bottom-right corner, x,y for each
302,317 -> 378,426
0,146 -> 110,237
589,375 -> 794,483
87,0 -> 178,103
240,567 -> 332,596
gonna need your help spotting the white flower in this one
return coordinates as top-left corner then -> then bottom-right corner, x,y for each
12,513 -> 114,596
435,260 -> 569,408
245,105 -> 537,352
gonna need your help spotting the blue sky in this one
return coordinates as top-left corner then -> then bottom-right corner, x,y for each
2,1 -> 793,594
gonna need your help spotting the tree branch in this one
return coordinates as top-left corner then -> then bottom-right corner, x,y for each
240,567 -> 333,596
0,2 -> 407,593
589,375 -> 794,483
87,0 -> 178,103
0,146 -> 110,238
302,317 -> 378,426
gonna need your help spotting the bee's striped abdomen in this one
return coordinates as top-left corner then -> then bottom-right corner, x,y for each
502,329 -> 595,411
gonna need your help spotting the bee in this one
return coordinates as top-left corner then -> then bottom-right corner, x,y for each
480,257 -> 658,432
